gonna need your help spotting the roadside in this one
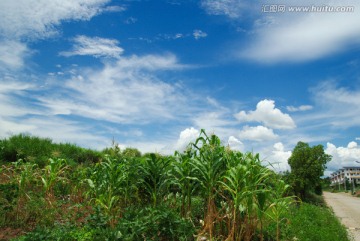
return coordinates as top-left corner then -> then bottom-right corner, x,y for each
323,192 -> 360,241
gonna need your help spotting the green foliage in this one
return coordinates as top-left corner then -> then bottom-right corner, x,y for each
122,147 -> 141,158
284,203 -> 349,241
1,132 -> 343,241
0,134 -> 53,165
115,205 -> 195,241
0,134 -> 101,166
13,224 -> 116,241
169,150 -> 198,217
288,141 -> 331,201
139,153 -> 171,207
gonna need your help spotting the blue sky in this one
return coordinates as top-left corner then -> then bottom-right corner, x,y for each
1,0 -> 360,174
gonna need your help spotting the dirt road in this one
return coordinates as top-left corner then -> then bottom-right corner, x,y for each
323,192 -> 360,241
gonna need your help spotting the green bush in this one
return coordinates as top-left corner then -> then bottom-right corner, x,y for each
0,134 -> 101,166
115,205 -> 195,241
0,134 -> 53,165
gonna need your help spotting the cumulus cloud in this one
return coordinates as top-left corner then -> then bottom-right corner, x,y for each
239,125 -> 278,142
241,0 -> 360,62
174,127 -> 200,151
265,142 -> 291,172
325,141 -> 360,173
227,136 -> 244,151
192,110 -> 238,139
235,99 -> 296,129
193,30 -> 208,40
286,105 -> 313,112
60,35 -> 124,59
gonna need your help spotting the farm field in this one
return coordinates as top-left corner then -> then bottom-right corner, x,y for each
0,133 -> 350,241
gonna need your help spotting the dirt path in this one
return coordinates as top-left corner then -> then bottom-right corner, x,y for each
323,192 -> 360,241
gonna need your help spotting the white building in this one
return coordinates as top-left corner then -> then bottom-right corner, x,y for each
330,166 -> 360,187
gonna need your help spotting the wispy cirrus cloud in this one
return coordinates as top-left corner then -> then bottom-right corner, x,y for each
201,0 -> 246,19
0,40 -> 29,69
240,0 -> 360,63
286,105 -> 313,112
193,30 -> 208,40
60,35 -> 124,59
308,81 -> 360,128
40,54 -> 190,124
0,0 -> 113,69
0,52 -> 196,148
0,0 -> 110,40
201,0 -> 360,63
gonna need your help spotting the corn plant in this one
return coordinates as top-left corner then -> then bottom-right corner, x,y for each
169,149 -> 198,217
86,155 -> 127,227
220,152 -> 267,240
191,130 -> 227,239
266,180 -> 296,241
139,153 -> 170,207
40,158 -> 69,206
0,160 -> 41,227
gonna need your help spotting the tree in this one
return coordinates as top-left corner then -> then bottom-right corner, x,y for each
122,147 -> 141,158
288,141 -> 331,201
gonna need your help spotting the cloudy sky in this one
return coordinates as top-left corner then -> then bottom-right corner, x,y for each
1,0 -> 360,175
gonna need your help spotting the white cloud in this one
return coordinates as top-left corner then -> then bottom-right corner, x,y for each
286,105 -> 313,112
201,0 -> 246,19
192,110 -> 238,139
0,41 -> 29,69
265,142 -> 291,172
241,0 -> 360,62
239,125 -> 278,141
0,116 -> 107,149
193,30 -> 208,40
309,81 -> 360,128
235,99 -> 296,129
102,5 -> 126,13
227,135 -> 244,151
0,0 -> 110,40
0,0 -> 112,70
0,117 -> 34,137
38,54 -> 190,124
0,79 -> 39,117
60,35 -> 124,59
125,17 -> 137,24
174,127 -> 200,151
325,141 -> 360,173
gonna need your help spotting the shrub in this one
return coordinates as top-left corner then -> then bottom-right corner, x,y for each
0,134 -> 102,166
116,205 -> 195,241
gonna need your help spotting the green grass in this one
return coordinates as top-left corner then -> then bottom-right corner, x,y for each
284,203 -> 349,241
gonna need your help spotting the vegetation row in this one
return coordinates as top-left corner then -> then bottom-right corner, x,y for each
0,131 -> 349,241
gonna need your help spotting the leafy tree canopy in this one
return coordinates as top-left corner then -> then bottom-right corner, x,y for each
288,141 -> 331,201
